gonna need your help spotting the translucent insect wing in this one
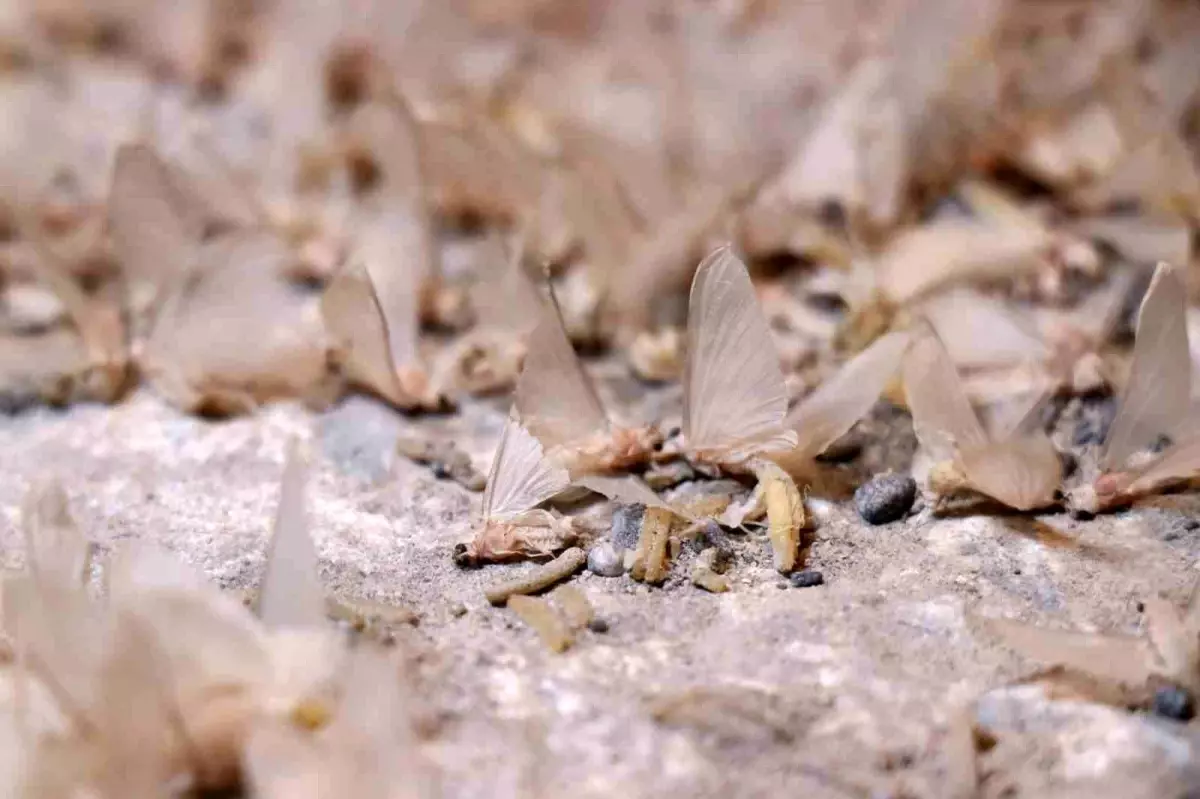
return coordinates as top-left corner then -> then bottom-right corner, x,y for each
1103,263 -> 1192,469
483,415 -> 571,521
515,288 -> 609,450
787,331 -> 911,459
320,258 -> 406,404
958,435 -> 1062,511
258,441 -> 326,630
109,144 -> 204,297
903,328 -> 989,457
987,617 -> 1153,686
683,245 -> 795,456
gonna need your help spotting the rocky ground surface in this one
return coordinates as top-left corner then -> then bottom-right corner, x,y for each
1,383 -> 1198,799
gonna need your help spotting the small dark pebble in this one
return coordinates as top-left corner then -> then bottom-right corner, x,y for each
1070,508 -> 1095,522
854,474 -> 917,525
790,569 -> 825,588
1184,518 -> 1200,531
1152,685 -> 1195,721
587,618 -> 610,634
610,503 -> 645,551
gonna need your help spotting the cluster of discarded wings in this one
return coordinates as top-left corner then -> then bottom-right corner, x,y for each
0,443 -> 439,798
467,244 -> 1200,571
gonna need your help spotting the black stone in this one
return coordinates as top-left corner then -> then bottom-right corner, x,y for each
587,618 -> 610,633
790,569 -> 825,588
1152,685 -> 1195,721
854,474 -> 917,525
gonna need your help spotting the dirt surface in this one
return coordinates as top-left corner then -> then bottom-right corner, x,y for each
3,380 -> 1198,798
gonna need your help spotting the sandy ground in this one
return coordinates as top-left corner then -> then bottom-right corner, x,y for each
1,383 -> 1199,799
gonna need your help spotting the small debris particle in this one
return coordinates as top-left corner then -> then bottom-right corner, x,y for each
1152,685 -> 1195,721
691,564 -> 730,593
631,507 -> 674,585
854,474 -> 917,525
611,503 -> 645,551
450,602 -> 468,618
697,546 -> 731,574
396,435 -> 485,491
588,542 -> 626,577
789,570 -> 825,588
484,547 -> 587,606
587,617 -> 610,633
508,595 -> 573,653
549,584 -> 595,629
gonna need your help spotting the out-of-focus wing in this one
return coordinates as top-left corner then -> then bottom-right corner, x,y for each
109,144 -> 206,302
1126,434 -> 1200,496
903,328 -> 988,459
921,288 -> 1048,370
356,209 -> 422,371
683,245 -> 796,459
483,415 -> 571,521
787,331 -> 911,459
986,617 -> 1153,687
958,436 -> 1062,511
515,288 -> 608,450
1104,263 -> 1191,469
320,258 -> 406,405
574,474 -> 686,517
258,441 -> 326,630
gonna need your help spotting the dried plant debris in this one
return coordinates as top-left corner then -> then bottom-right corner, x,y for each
1069,263 -> 1200,513
904,326 -> 1062,512
483,547 -> 587,607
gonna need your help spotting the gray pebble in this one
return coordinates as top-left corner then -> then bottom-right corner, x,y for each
1153,686 -> 1195,721
610,503 -> 645,551
587,542 -> 626,577
854,474 -> 917,525
790,569 -> 824,588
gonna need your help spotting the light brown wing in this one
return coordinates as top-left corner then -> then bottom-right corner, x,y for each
320,258 -> 406,404
258,441 -> 326,630
958,436 -> 1062,511
1103,263 -> 1191,469
470,231 -> 545,336
357,208 -> 422,371
921,288 -> 1048,370
574,474 -> 687,517
20,479 -> 91,589
986,617 -> 1154,686
903,327 -> 988,460
683,245 -> 795,458
515,288 -> 609,450
109,144 -> 205,300
483,415 -> 571,521
1126,435 -> 1200,495
787,331 -> 911,459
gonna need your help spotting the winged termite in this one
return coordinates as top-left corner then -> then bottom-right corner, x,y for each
438,230 -> 544,395
904,327 -> 1062,512
321,210 -> 446,412
141,229 -> 330,415
514,283 -> 662,478
1068,263 -> 1200,512
455,413 -> 577,567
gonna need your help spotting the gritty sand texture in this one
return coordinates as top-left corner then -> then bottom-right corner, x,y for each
2,387 -> 1199,798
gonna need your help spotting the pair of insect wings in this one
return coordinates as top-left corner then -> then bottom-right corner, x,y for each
906,262 -> 1198,509
483,245 -> 912,522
